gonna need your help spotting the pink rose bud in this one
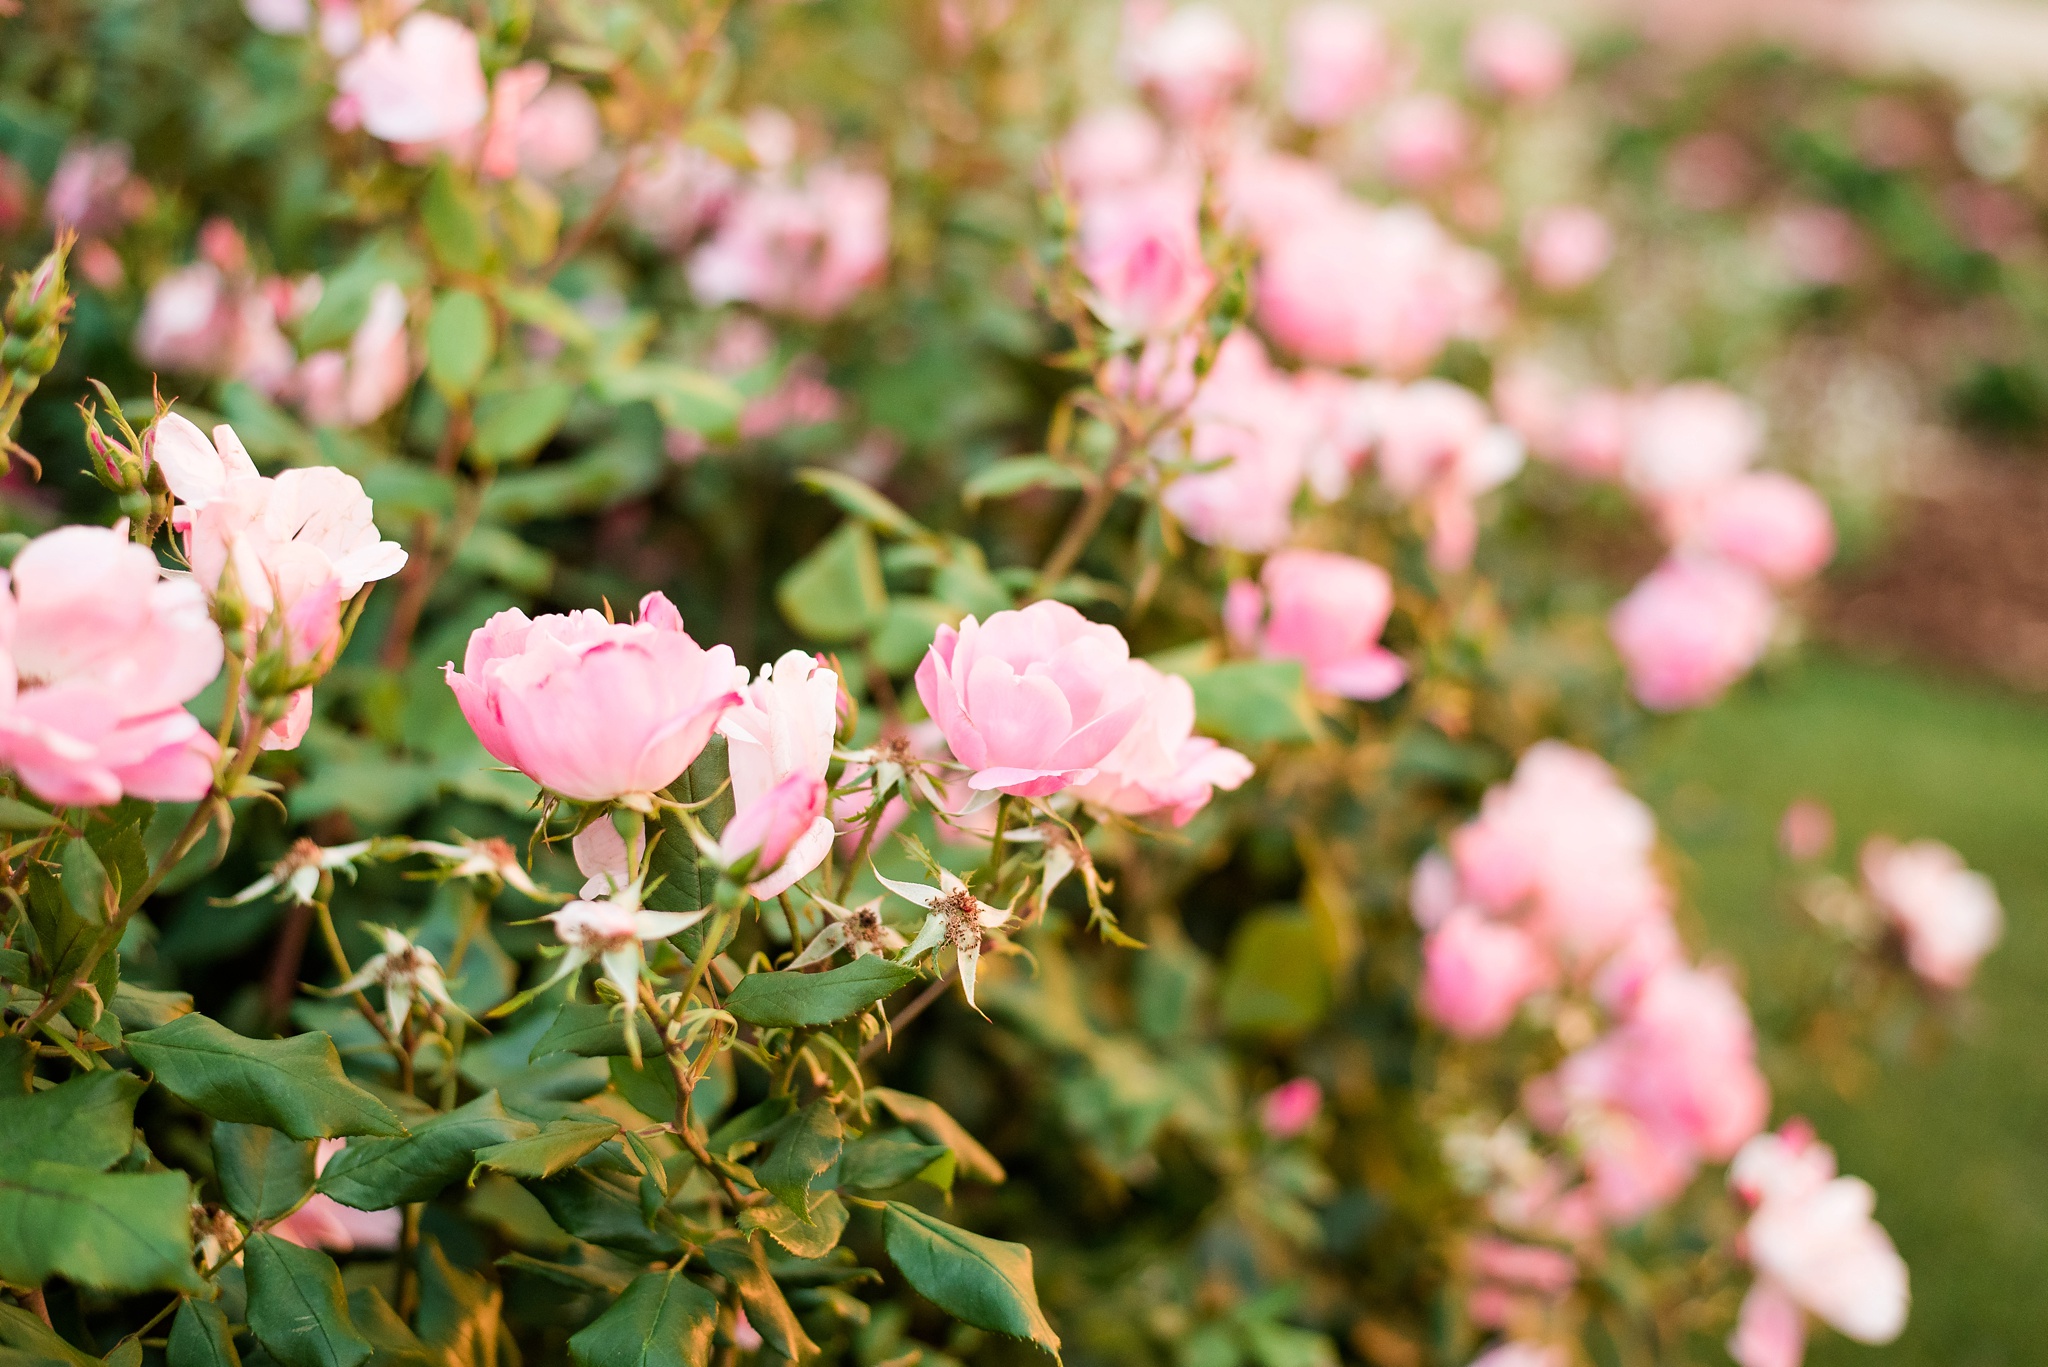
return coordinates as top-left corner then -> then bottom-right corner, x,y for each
1522,206 -> 1613,292
1284,2 -> 1392,128
1777,799 -> 1835,863
1465,14 -> 1573,102
1860,837 -> 2002,990
446,592 -> 743,803
1378,95 -> 1471,188
1690,472 -> 1835,585
334,12 -> 488,146
915,600 -> 1150,797
272,1141 -> 403,1253
1420,909 -> 1553,1038
1076,175 -> 1214,336
717,771 -> 829,882
718,651 -> 841,898
1242,548 -> 1406,700
1609,557 -> 1776,712
1259,1077 -> 1323,1138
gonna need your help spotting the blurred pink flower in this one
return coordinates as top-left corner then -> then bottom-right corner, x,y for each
447,593 -> 742,804
1099,332 -> 1200,413
1057,106 -> 1165,196
1284,2 -> 1392,128
333,12 -> 488,146
0,526 -> 224,806
1123,2 -> 1255,124
476,62 -> 552,181
512,83 -> 603,182
45,141 -> 143,237
135,264 -> 238,375
1468,1343 -> 1566,1367
1221,147 -> 1346,248
1231,547 -> 1406,700
1625,382 -> 1764,498
1859,837 -> 2002,990
272,1141 -> 402,1253
689,165 -> 890,319
243,0 -> 312,34
1683,472 -> 1835,585
1159,333 -> 1311,552
624,140 -> 739,249
717,650 -> 840,898
914,600 -> 1149,797
1375,380 -> 1524,571
1665,132 -> 1753,212
1522,206 -> 1612,292
1465,14 -> 1573,102
1769,204 -> 1864,287
1071,659 -> 1252,824
1609,556 -> 1776,711
1493,360 -> 1633,479
296,281 -> 411,427
1259,1077 -> 1323,1139
1077,175 -> 1214,335
1294,369 -> 1394,500
1422,909 -> 1555,1038
1777,799 -> 1835,863
1378,95 -> 1471,188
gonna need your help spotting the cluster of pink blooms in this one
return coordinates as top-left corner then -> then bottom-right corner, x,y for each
1859,835 -> 2003,989
1499,365 -> 1836,710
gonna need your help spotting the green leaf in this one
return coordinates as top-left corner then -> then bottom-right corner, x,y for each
775,522 -> 887,644
495,285 -> 595,350
86,808 -> 149,910
593,364 -> 743,435
426,290 -> 494,400
0,1071 -> 142,1169
962,456 -> 1088,509
422,161 -> 489,273
25,863 -> 117,1030
868,597 -> 957,674
470,1119 -> 618,1182
724,957 -> 919,1028
243,1234 -> 373,1367
868,1088 -> 1006,1184
645,737 -> 732,919
213,1122 -> 317,1224
882,1202 -> 1060,1359
110,982 -> 194,1030
839,1130 -> 951,1191
738,1190 -> 847,1258
0,798 -> 58,831
168,1299 -> 242,1367
297,240 -> 426,352
127,1014 -> 408,1140
529,1002 -> 664,1061
568,1269 -> 717,1367
756,1099 -> 843,1217
708,1096 -> 796,1156
318,1093 -> 535,1210
495,1252 -> 631,1296
343,1288 -> 433,1367
701,1233 -> 818,1362
1178,660 -> 1318,745
59,837 -> 110,924
796,469 -> 928,540
0,1163 -> 201,1292
470,382 -> 575,465
527,1171 -> 678,1259
0,1304 -> 97,1367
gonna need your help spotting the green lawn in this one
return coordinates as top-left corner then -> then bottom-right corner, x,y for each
1639,655 -> 2048,1367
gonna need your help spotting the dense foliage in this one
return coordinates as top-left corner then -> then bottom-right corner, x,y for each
0,3 -> 2023,1367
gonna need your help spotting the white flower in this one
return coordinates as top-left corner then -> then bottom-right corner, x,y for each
225,838 -> 376,907
411,836 -> 551,900
876,868 -> 1012,1010
787,896 -> 907,969
329,926 -> 464,1035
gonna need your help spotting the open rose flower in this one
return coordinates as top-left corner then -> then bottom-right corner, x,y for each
914,600 -> 1149,797
716,650 -> 841,897
1123,3 -> 1255,124
1284,2 -> 1391,128
1609,556 -> 1776,712
1465,13 -> 1572,102
1225,548 -> 1406,700
1071,659 -> 1252,824
332,12 -> 488,146
1076,175 -> 1214,337
446,592 -> 742,804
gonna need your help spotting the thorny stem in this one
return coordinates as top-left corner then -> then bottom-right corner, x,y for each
640,982 -> 747,1208
778,892 -> 806,958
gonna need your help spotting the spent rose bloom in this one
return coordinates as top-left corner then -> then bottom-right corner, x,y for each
1123,2 -> 1255,124
1683,472 -> 1836,586
717,650 -> 842,897
1259,1077 -> 1324,1139
1609,557 -> 1777,712
885,868 -> 1014,1009
538,886 -> 709,1023
689,165 -> 890,320
1076,175 -> 1214,336
1056,106 -> 1165,196
0,526 -> 224,806
1227,548 -> 1406,700
1522,207 -> 1613,292
1465,14 -> 1573,102
1070,660 -> 1252,824
1284,2 -> 1392,128
446,592 -> 742,804
1859,837 -> 2002,990
915,600 -> 1149,797
333,12 -> 488,146
1159,332 -> 1312,552
272,1140 -> 403,1253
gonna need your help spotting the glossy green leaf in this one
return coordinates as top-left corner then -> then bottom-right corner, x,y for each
0,1303 -> 96,1366
528,1002 -> 664,1060
426,290 -> 494,400
343,1288 -> 433,1367
110,982 -> 194,1030
723,957 -> 919,1028
796,468 -> 927,539
962,455 -> 1087,508
59,835 -> 109,923
701,1233 -> 818,1362
776,521 -> 888,644
422,162 -> 488,272
0,1071 -> 141,1169
738,1191 -> 847,1258
127,1014 -> 407,1140
868,1088 -> 1006,1184
470,381 -> 575,465
243,1234 -> 373,1367
470,1118 -> 617,1182
168,1298 -> 242,1367
882,1202 -> 1060,1359
527,1170 -> 677,1259
0,798 -> 58,831
0,1163 -> 201,1292
318,1093 -> 535,1209
1180,660 -> 1318,745
756,1099 -> 843,1216
839,1130 -> 951,1191
213,1122 -> 317,1224
567,1269 -> 716,1367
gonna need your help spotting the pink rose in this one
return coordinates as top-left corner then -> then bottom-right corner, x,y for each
1375,380 -> 1525,571
1259,1077 -> 1323,1139
1777,799 -> 1835,863
1685,472 -> 1835,586
0,526 -> 224,806
272,1140 -> 402,1253
1056,106 -> 1165,196
1076,175 -> 1214,336
1123,3 -> 1255,124
1859,837 -> 2002,990
1727,1282 -> 1807,1367
447,592 -> 742,803
1421,909 -> 1554,1038
624,140 -> 739,249
1609,556 -> 1776,712
689,165 -> 890,319
1221,147 -> 1346,248
715,771 -> 830,888
45,141 -> 142,237
1158,333 -> 1311,552
1284,2 -> 1392,128
1294,370 -> 1394,501
1070,660 -> 1252,824
914,600 -> 1150,797
243,0 -> 312,35
1522,207 -> 1612,292
476,62 -> 552,181
293,280 -> 411,427
717,651 -> 841,898
1232,548 -> 1406,700
1378,95 -> 1471,188
512,83 -> 603,182
334,12 -> 488,146
1625,382 -> 1764,498
1465,14 -> 1573,102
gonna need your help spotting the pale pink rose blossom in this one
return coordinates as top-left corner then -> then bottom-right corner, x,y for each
1685,472 -> 1835,585
1294,369 -> 1395,500
1609,556 -> 1776,712
1284,3 -> 1392,128
717,650 -> 841,898
514,83 -> 603,182
135,264 -> 238,375
1465,14 -> 1573,102
913,600 -> 1150,797
1158,333 -> 1311,552
45,141 -> 142,236
333,12 -> 488,146
1374,380 -> 1525,571
1220,147 -> 1346,248
1071,660 -> 1252,824
1259,1077 -> 1323,1139
1378,95 -> 1471,188
271,1140 -> 402,1253
244,0 -> 312,34
1076,175 -> 1213,336
743,108 -> 800,172
1231,548 -> 1406,700
1098,332 -> 1200,413
1467,1238 -> 1577,1295
1728,1281 -> 1807,1367
689,165 -> 890,319
1422,909 -> 1555,1038
476,62 -> 551,181
1859,838 -> 2002,990
1769,204 -> 1864,286
624,140 -> 739,248
0,526 -> 224,806
1123,3 -> 1255,124
1522,207 -> 1613,292
1056,106 -> 1164,196
446,592 -> 742,804
1625,382 -> 1764,498
713,771 -> 830,886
